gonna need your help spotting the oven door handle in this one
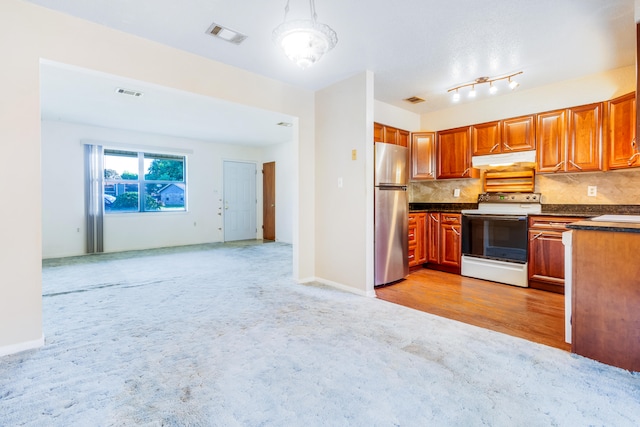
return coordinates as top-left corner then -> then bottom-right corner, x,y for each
462,214 -> 527,221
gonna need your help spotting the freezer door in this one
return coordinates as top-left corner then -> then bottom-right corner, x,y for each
375,187 -> 409,286
375,142 -> 408,186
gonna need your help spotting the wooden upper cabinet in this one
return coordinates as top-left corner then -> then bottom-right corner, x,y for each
606,92 -> 638,170
397,129 -> 410,148
374,122 -> 384,143
437,126 -> 477,179
567,102 -> 602,172
410,132 -> 436,180
373,122 -> 409,147
537,103 -> 603,174
536,110 -> 567,173
472,116 -> 535,156
384,126 -> 399,145
502,115 -> 535,152
471,121 -> 501,156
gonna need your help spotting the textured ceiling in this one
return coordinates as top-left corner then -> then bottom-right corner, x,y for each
31,0 -> 636,143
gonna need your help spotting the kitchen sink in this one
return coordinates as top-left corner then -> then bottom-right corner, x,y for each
591,214 -> 640,223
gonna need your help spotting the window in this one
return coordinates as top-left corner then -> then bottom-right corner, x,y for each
103,150 -> 186,213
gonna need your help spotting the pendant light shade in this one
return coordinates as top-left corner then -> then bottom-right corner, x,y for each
273,0 -> 338,69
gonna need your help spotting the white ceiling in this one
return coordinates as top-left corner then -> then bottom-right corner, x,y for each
33,0 -> 636,144
40,62 -> 297,146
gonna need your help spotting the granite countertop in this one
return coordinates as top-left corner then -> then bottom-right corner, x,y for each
567,217 -> 640,233
409,203 -> 640,217
540,204 -> 640,217
409,203 -> 476,213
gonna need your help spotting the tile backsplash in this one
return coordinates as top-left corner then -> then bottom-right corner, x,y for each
409,168 -> 640,205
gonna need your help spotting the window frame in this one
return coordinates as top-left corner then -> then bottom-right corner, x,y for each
103,149 -> 187,214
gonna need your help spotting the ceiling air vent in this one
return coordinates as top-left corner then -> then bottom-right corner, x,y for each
207,22 -> 247,45
404,96 -> 425,104
115,88 -> 143,97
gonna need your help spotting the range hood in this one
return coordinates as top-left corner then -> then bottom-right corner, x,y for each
472,150 -> 536,168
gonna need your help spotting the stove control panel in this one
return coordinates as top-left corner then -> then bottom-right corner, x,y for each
477,193 -> 541,203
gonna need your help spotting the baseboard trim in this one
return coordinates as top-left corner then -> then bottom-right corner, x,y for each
299,277 -> 376,298
0,335 -> 45,358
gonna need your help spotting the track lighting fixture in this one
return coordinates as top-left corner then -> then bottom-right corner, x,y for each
452,89 -> 461,102
448,71 -> 522,102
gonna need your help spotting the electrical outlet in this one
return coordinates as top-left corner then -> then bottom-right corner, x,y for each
587,186 -> 597,197
453,188 -> 461,198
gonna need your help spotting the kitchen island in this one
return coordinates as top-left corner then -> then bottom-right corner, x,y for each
566,218 -> 640,372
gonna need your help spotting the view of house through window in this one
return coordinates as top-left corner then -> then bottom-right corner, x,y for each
103,150 -> 186,212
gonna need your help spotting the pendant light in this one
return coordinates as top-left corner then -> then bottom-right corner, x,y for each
272,0 -> 338,69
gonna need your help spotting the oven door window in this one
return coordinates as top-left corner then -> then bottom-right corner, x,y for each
462,215 -> 528,263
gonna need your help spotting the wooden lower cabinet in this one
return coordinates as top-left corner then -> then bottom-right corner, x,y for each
408,212 -> 427,268
426,213 -> 461,274
571,228 -> 640,371
528,216 -> 580,294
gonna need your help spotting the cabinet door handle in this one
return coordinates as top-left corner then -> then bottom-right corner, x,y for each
430,214 -> 439,222
628,152 -> 640,166
553,160 -> 565,171
502,142 -> 513,151
461,167 -> 470,177
489,143 -> 500,152
452,226 -> 460,236
568,159 -> 583,170
530,232 -> 543,241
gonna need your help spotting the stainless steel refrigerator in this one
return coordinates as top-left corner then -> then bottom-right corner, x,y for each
374,142 -> 409,286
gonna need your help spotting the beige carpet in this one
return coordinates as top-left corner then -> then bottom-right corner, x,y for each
1,241 -> 638,426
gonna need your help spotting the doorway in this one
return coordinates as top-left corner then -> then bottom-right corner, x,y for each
262,161 -> 276,241
223,161 -> 257,241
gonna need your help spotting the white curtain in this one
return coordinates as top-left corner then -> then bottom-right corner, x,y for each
84,144 -> 104,253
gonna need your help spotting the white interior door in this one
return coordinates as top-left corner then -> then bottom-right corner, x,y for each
223,161 -> 257,241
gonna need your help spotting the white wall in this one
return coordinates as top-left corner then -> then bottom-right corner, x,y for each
41,120 -> 288,258
0,0 -> 315,354
314,72 -> 375,296
374,100 -> 421,132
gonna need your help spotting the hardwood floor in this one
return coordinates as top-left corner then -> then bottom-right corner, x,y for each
375,268 -> 571,351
